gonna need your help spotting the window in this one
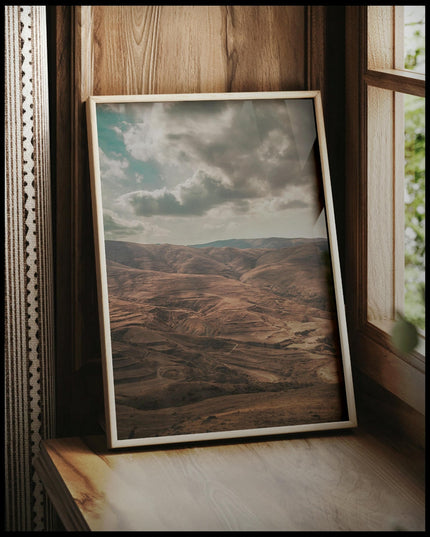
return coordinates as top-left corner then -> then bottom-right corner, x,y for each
366,6 -> 425,355
345,6 -> 425,414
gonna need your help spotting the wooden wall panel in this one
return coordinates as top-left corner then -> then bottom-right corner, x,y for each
51,5 -> 322,436
86,6 -> 306,96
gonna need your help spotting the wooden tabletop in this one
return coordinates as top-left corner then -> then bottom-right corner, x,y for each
35,430 -> 425,532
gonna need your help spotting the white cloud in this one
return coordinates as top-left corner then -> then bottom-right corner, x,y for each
99,99 -> 323,242
118,165 -> 268,218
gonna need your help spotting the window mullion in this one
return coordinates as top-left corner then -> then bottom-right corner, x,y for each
364,69 -> 425,97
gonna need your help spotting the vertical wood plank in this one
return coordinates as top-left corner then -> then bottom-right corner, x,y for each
345,6 -> 367,333
47,5 -> 74,436
72,6 -> 101,371
49,6 -> 105,437
153,6 -> 229,93
218,5 -> 306,92
367,86 -> 395,321
91,5 -> 162,95
367,6 -> 395,70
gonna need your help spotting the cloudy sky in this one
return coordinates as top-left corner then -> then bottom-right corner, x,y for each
96,97 -> 327,245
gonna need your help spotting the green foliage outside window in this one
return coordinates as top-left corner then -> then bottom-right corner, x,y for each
404,95 -> 425,332
403,8 -> 425,333
404,6 -> 425,73
391,8 -> 425,353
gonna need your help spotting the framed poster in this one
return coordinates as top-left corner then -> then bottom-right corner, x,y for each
86,91 -> 357,449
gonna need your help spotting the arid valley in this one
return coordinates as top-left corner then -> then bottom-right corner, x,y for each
104,238 -> 348,440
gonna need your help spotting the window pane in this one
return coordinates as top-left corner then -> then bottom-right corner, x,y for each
404,93 -> 425,332
404,5 -> 425,74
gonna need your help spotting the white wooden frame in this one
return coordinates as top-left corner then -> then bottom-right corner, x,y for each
87,91 -> 357,449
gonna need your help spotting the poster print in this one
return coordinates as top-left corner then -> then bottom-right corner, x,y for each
87,91 -> 357,448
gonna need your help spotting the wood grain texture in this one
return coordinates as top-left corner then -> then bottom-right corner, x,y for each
88,5 -> 306,95
37,432 -> 425,532
367,6 -> 395,70
364,69 -> 426,97
344,5 -> 367,333
34,453 -> 89,531
367,85 -> 395,321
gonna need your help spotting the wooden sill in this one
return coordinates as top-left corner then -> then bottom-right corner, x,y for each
351,324 -> 425,416
369,318 -> 426,367
34,427 -> 425,532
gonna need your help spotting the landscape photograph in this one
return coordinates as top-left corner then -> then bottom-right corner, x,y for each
93,95 -> 350,442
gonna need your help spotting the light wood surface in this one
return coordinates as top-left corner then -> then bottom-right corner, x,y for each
35,431 -> 425,532
367,84 -> 395,322
88,5 -> 306,96
367,6 -> 395,71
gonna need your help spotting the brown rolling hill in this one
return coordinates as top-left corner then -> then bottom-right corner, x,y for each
103,238 -> 347,440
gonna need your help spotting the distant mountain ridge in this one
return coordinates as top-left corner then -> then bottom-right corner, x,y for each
104,238 -> 329,279
189,237 -> 320,249
104,237 -> 331,305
